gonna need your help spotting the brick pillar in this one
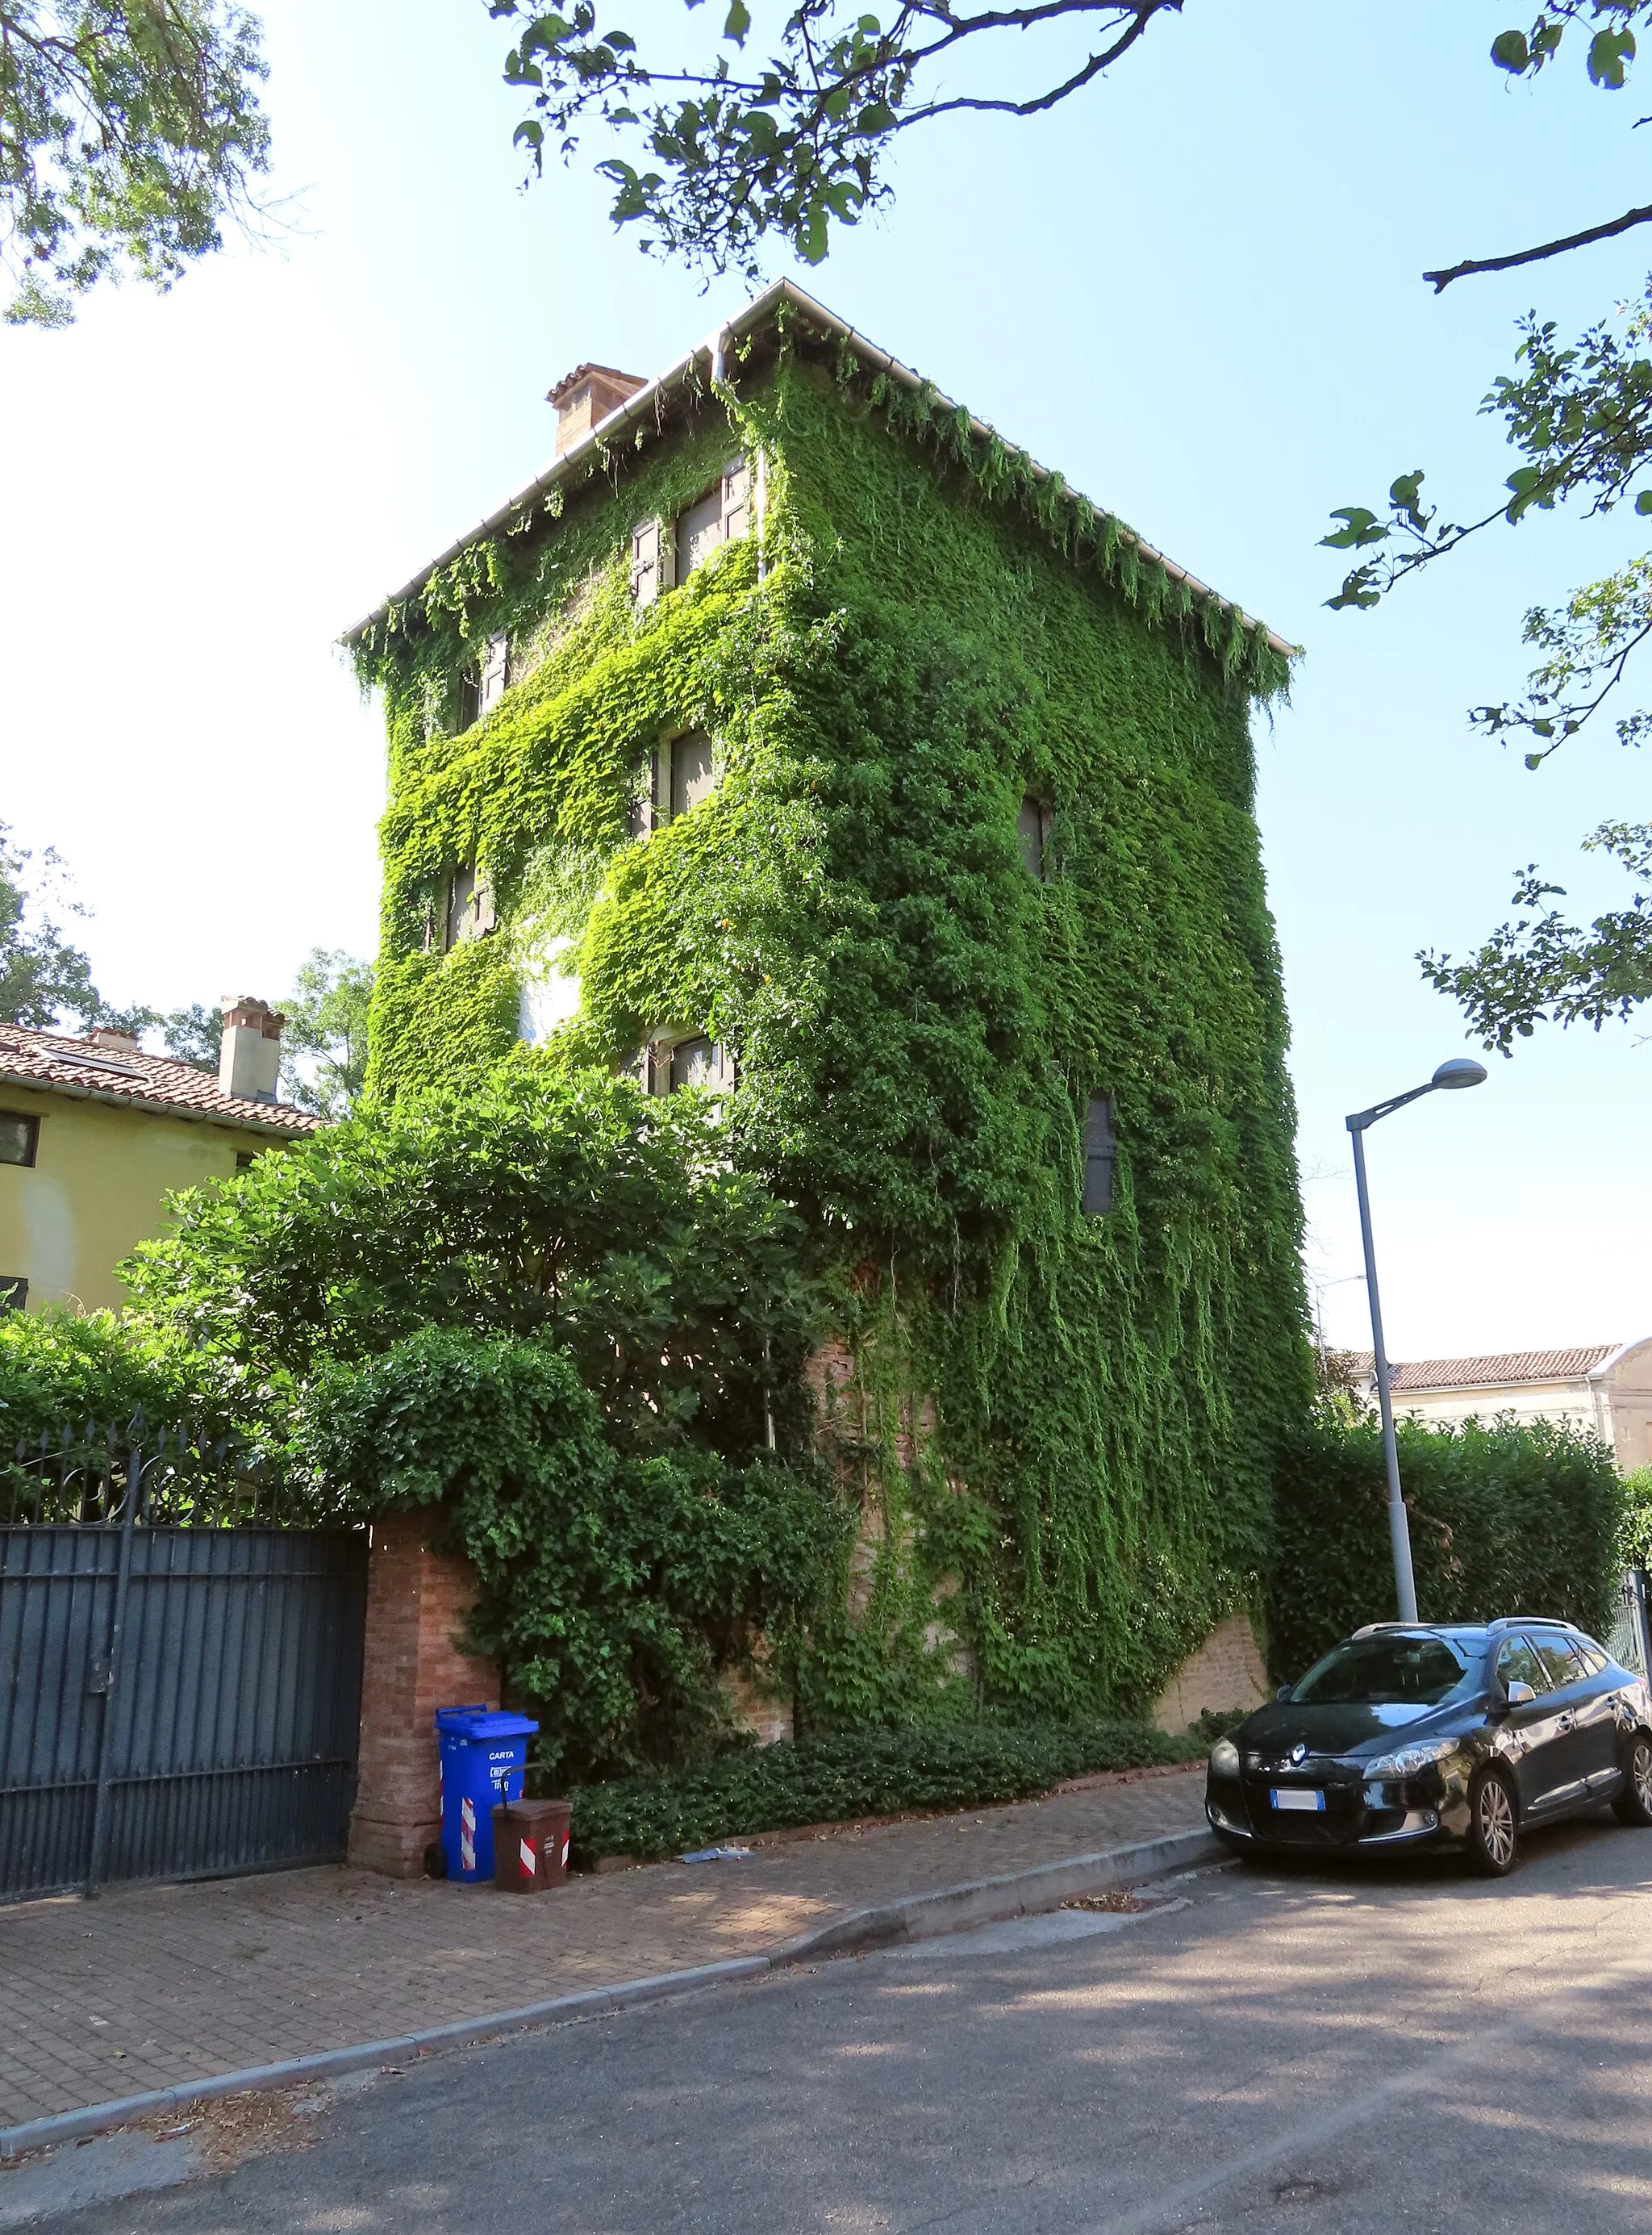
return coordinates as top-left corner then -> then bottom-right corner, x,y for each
348,1509 -> 500,1878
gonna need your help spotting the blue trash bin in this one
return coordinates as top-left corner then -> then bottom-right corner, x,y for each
435,1705 -> 540,1883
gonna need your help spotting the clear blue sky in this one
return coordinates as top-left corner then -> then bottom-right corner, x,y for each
2,1 -> 1646,1358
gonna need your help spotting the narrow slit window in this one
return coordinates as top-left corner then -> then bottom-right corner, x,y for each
1082,1094 -> 1116,1215
478,633 -> 509,715
1018,796 -> 1052,879
444,865 -> 496,949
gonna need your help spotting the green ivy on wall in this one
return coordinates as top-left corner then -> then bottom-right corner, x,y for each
352,320 -> 1313,1724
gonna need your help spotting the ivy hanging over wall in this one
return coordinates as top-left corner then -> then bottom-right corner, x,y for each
350,319 -> 1313,1724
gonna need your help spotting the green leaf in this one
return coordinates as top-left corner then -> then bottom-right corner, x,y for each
1490,27 -> 1530,72
1637,490 -> 1652,516
1320,506 -> 1387,550
1525,753 -> 1545,769
723,0 -> 750,45
1588,27 -> 1635,86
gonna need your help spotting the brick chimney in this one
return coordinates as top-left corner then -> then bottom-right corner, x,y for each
548,363 -> 646,457
88,1027 -> 140,1053
219,995 -> 285,1104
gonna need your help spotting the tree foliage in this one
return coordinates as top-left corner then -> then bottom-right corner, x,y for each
124,1065 -> 821,1456
297,1324 -> 844,1779
0,818 -> 99,1026
1321,9 -> 1652,1051
489,0 -> 1183,274
278,947 -> 373,1118
2,1 -> 271,328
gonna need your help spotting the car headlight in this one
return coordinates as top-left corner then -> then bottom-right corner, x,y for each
1366,1737 -> 1457,1779
1208,1737 -> 1241,1777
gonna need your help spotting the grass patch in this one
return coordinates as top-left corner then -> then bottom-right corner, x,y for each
565,1718 -> 1212,1865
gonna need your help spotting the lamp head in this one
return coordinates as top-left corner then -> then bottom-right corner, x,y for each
1432,1058 -> 1487,1092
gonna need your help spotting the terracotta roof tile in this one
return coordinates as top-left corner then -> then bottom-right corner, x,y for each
0,1024 -> 323,1138
1339,1347 -> 1620,1393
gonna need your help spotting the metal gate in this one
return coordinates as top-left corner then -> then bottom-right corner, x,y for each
1,1424 -> 367,1903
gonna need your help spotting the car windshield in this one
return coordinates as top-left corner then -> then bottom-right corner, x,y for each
1291,1633 -> 1478,1707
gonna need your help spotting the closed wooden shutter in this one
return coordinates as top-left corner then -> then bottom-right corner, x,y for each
669,731 -> 715,820
479,633 -> 508,712
1017,796 -> 1051,879
631,517 -> 664,606
721,456 -> 750,543
1082,1094 -> 1116,1215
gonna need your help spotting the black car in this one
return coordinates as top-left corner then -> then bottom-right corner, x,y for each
1205,1617 -> 1652,1875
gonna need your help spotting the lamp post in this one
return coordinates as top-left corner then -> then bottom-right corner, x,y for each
1345,1057 -> 1487,1623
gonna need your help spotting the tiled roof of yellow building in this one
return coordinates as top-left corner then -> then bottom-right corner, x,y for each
0,1024 -> 323,1138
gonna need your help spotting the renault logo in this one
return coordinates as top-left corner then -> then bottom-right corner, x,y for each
1289,1742 -> 1307,1765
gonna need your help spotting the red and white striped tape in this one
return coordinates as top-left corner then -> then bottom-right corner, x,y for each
461,1795 -> 476,1874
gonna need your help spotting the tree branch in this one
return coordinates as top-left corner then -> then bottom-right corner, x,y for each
1425,201 -> 1652,293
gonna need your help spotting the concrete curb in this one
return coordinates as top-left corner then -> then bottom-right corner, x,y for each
0,1824 -> 1218,2162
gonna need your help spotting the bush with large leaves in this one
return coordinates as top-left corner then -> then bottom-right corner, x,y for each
125,1064 -> 819,1459
296,1324 -> 846,1780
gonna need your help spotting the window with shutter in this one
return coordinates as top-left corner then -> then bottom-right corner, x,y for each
479,633 -> 508,713
668,731 -> 715,820
720,456 -> 751,543
457,673 -> 481,730
670,1035 -> 718,1092
444,864 -> 494,947
1018,796 -> 1052,879
1082,1094 -> 1116,1215
631,517 -> 668,607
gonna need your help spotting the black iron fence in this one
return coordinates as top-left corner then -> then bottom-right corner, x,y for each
1,1417 -> 367,1903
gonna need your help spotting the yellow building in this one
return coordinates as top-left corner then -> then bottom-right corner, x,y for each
0,1001 -> 320,1315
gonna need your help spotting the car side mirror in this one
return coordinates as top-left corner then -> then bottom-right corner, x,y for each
1504,1680 -> 1537,1708
1275,1684 -> 1291,1702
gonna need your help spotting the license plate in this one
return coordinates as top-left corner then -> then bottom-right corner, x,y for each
1270,1788 -> 1326,1813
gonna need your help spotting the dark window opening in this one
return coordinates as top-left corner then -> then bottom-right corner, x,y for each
0,1276 -> 26,1313
1018,796 -> 1053,879
0,1112 -> 40,1168
457,673 -> 481,730
1081,1094 -> 1116,1215
236,1151 -> 257,1172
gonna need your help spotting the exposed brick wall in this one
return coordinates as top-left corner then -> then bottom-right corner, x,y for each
1151,1612 -> 1269,1734
348,1510 -> 500,1878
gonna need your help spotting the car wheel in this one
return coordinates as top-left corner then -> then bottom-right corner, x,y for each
1612,1732 -> 1652,1825
1466,1766 -> 1519,1876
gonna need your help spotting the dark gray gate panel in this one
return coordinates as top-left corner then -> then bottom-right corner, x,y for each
0,1527 -> 366,1903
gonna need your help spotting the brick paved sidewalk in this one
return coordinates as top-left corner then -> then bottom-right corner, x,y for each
0,1766 -> 1204,2128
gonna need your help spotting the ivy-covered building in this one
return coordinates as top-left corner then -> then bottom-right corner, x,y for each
345,282 -> 1312,1723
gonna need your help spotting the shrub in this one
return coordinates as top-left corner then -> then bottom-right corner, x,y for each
0,1308 -> 212,1451
1620,1468 -> 1652,1570
296,1325 -> 849,1781
1268,1413 -> 1624,1681
565,1717 -> 1201,1864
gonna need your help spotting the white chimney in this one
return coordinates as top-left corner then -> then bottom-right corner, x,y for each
219,995 -> 285,1104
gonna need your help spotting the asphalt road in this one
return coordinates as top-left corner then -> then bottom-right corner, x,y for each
20,1811 -> 1652,2233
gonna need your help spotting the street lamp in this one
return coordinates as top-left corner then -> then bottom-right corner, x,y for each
1345,1057 -> 1487,1623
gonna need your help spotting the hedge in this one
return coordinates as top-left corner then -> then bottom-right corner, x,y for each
564,1718 -> 1204,1865
1267,1414 -> 1623,1682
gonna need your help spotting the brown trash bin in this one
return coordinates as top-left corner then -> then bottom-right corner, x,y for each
492,1796 -> 572,1892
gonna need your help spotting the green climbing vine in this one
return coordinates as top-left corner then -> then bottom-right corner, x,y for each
351,316 -> 1313,1723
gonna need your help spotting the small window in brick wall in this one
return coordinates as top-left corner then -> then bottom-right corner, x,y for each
1081,1094 -> 1116,1215
444,864 -> 496,949
1018,796 -> 1053,879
